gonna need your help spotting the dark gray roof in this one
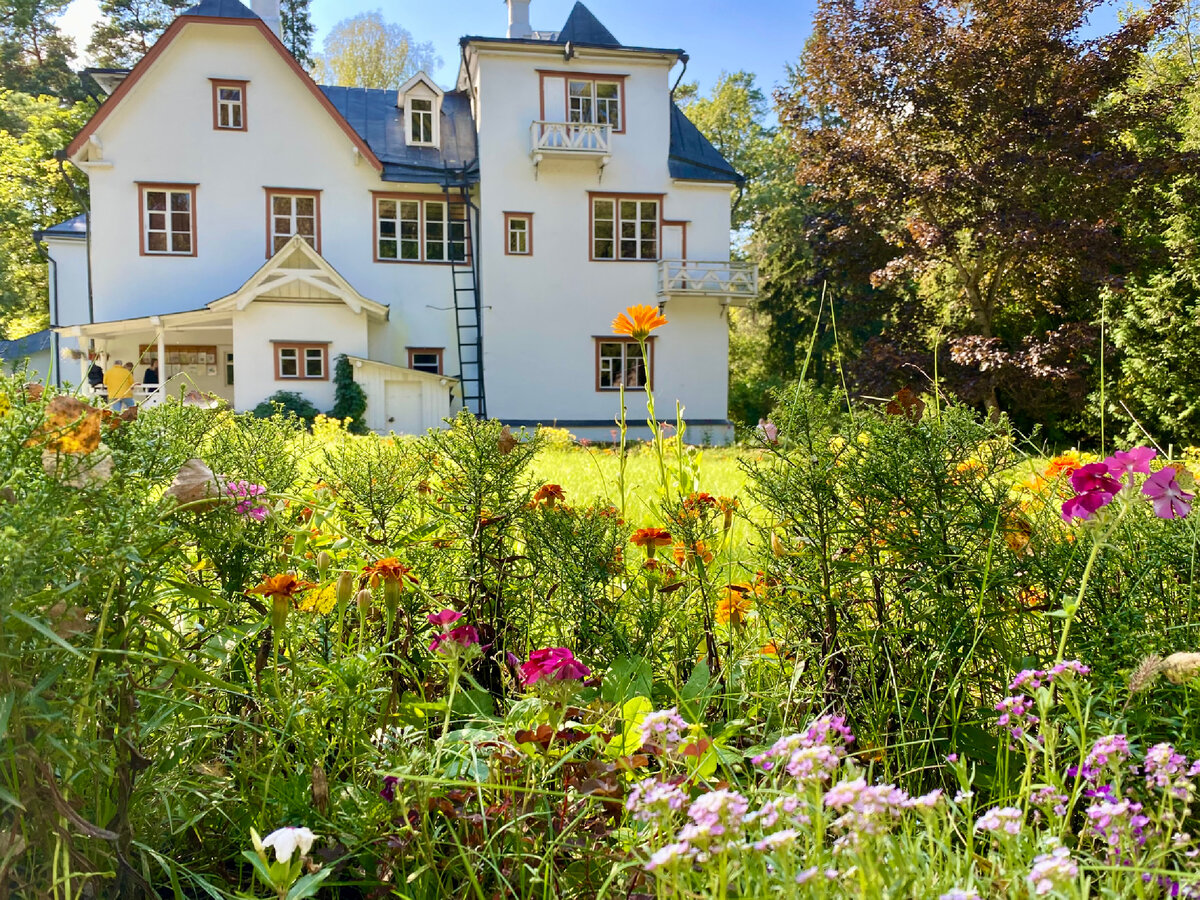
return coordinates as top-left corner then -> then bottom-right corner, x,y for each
558,2 -> 620,47
181,0 -> 259,18
34,213 -> 87,241
0,329 -> 52,360
669,102 -> 742,184
319,86 -> 479,184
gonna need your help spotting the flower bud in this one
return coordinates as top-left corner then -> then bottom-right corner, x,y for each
316,551 -> 332,580
383,578 -> 402,614
335,571 -> 354,604
271,594 -> 289,631
356,588 -> 372,616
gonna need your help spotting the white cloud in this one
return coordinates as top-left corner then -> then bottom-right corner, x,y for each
56,0 -> 103,66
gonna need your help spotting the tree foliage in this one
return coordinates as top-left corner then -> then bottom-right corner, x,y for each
311,10 -> 440,90
329,353 -> 367,434
783,0 -> 1185,414
0,0 -> 82,98
281,0 -> 314,68
87,0 -> 191,68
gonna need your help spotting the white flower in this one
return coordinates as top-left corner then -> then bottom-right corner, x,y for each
261,826 -> 316,864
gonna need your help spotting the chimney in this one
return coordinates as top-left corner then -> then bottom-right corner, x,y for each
252,0 -> 282,38
507,0 -> 533,39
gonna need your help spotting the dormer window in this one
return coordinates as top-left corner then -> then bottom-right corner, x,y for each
211,79 -> 247,131
399,72 -> 443,149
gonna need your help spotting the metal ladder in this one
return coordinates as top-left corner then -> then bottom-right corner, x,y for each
446,181 -> 486,417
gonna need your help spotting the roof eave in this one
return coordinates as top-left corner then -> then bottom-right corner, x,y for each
460,35 -> 684,61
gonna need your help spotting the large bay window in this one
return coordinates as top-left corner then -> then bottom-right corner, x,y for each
596,337 -> 653,391
139,183 -> 197,256
375,194 -> 467,263
591,194 -> 660,261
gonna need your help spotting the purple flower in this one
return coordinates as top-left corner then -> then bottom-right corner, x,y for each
519,647 -> 591,685
380,775 -> 399,803
626,779 -> 688,824
638,708 -> 689,753
1062,490 -> 1114,522
1143,468 -> 1194,520
427,609 -> 464,628
1143,742 -> 1193,798
1085,734 -> 1131,770
1028,847 -> 1078,895
1071,463 -> 1124,495
975,806 -> 1023,836
1105,447 -> 1157,480
226,479 -> 269,520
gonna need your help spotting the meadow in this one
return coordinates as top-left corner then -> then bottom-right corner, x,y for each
4,326 -> 1200,898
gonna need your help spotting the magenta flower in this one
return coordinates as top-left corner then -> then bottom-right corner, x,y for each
1104,447 -> 1157,480
429,623 -> 479,654
427,609 -> 464,628
1061,490 -> 1114,522
1070,463 -> 1123,495
519,647 -> 591,685
1142,467 -> 1193,520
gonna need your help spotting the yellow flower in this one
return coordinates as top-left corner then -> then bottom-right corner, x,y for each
297,582 -> 338,615
611,305 -> 668,342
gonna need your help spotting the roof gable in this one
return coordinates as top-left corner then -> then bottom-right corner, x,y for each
558,3 -> 620,47
66,12 -> 382,170
397,71 -> 443,99
208,235 -> 389,319
668,102 -> 743,185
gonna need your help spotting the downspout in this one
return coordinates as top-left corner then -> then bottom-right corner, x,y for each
54,150 -> 93,325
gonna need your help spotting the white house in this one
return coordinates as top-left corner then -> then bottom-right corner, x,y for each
37,0 -> 754,441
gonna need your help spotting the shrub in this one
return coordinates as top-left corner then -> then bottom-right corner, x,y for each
329,353 -> 368,434
252,389 -> 321,426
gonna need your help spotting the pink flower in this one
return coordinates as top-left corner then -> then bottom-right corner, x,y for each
1104,447 -> 1156,480
1142,467 -> 1193,520
427,609 -> 464,628
1061,490 -> 1114,522
519,647 -> 591,685
1070,463 -> 1123,495
429,624 -> 479,654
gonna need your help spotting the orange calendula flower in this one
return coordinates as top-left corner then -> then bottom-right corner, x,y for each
1044,451 -> 1084,481
250,573 -> 315,600
360,557 -> 419,590
611,304 -> 668,342
533,483 -> 565,506
715,587 -> 753,627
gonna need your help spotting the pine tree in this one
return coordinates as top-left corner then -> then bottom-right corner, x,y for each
0,0 -> 82,98
280,0 -> 313,67
87,0 -> 192,68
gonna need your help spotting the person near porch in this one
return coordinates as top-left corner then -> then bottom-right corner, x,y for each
86,358 -> 104,391
104,360 -> 135,411
143,358 -> 159,387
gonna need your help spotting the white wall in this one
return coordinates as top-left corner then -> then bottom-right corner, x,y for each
473,47 -> 734,427
232,301 -> 368,411
44,238 -> 90,327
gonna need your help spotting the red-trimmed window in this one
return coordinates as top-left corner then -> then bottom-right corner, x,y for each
374,195 -> 467,263
265,189 -> 320,255
274,342 -> 328,380
591,195 -> 659,261
407,347 -> 443,374
211,79 -> 247,130
139,184 -> 196,256
568,78 -> 622,130
505,212 -> 532,255
595,337 -> 653,391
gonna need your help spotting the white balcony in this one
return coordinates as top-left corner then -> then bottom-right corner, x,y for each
656,259 -> 759,306
530,121 -> 612,171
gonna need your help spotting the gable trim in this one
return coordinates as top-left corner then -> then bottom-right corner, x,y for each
66,15 -> 383,171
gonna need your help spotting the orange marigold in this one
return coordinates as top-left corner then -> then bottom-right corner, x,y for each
361,557 -> 419,590
715,587 -> 753,627
533,483 -> 565,506
1044,451 -> 1084,481
630,527 -> 673,549
673,541 -> 714,566
611,304 -> 668,342
250,573 -> 315,600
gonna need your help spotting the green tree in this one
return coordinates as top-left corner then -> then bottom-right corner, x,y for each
0,0 -> 82,98
311,10 -> 439,90
281,0 -> 313,67
329,353 -> 368,434
0,91 -> 92,337
87,0 -> 191,68
785,0 -> 1182,414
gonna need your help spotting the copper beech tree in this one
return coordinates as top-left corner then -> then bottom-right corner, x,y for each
784,0 -> 1185,412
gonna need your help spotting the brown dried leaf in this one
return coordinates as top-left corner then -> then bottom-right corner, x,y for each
42,447 -> 114,488
885,386 -> 926,422
27,396 -> 101,454
46,601 -> 92,638
164,458 -> 226,510
497,425 -> 517,455
23,383 -> 43,403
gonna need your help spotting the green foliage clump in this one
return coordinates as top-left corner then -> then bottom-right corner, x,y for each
328,353 -> 368,434
252,389 -> 321,427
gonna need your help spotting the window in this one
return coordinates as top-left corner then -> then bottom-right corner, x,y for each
139,184 -> 196,256
504,213 -> 532,256
409,98 -> 434,144
375,194 -> 467,263
591,195 -> 659,261
596,338 -> 653,391
274,342 -> 328,380
225,352 -> 234,386
211,79 -> 247,131
568,78 -> 622,130
407,347 -> 443,374
265,189 -> 320,255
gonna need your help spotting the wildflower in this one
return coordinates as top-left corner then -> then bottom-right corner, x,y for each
379,775 -> 400,803
1027,847 -> 1078,896
750,795 -> 808,829
682,492 -> 717,510
718,496 -> 739,530
1061,489 -> 1114,522
225,479 -> 268,520
629,527 -> 673,558
251,573 -> 315,628
1085,734 -> 1131,770
753,829 -> 799,852
296,582 -> 337,614
519,647 -> 591,685
975,806 -> 1023,836
1130,654 -> 1165,693
673,541 -> 714,566
611,305 -> 668,342
361,558 -> 419,590
995,694 -> 1039,747
1087,797 -> 1149,848
427,609 -> 464,628
429,624 -> 480,655
824,778 -> 910,837
1143,467 -> 1194,519
1030,786 -> 1068,817
1104,446 -> 1157,480
1143,743 -> 1194,799
715,587 -> 753,627
677,789 -> 749,858
1061,463 -> 1122,522
645,841 -> 691,870
1162,652 -> 1200,685
940,890 -> 982,900
638,708 -> 689,753
1044,450 -> 1085,480
533,483 -> 565,507
626,779 -> 688,824
258,826 -> 316,864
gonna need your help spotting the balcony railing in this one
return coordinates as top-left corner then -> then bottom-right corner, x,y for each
656,259 -> 759,306
530,121 -> 612,166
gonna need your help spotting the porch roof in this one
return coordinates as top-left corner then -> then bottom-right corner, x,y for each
56,307 -> 231,338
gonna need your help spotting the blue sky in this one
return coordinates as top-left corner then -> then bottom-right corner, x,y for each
58,0 -> 1129,96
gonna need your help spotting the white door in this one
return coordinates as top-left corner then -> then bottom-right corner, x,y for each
384,381 -> 424,434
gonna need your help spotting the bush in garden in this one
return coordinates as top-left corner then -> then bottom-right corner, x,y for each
328,354 -> 368,434
252,389 -> 321,427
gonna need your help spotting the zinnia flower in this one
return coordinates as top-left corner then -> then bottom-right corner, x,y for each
519,647 -> 591,685
1143,467 -> 1193,519
611,304 -> 668,342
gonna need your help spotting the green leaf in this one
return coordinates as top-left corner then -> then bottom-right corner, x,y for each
9,610 -> 82,657
0,784 -> 25,811
0,692 -> 14,741
607,695 -> 652,757
286,867 -> 333,900
601,655 -> 652,707
451,689 -> 494,718
240,849 -> 275,888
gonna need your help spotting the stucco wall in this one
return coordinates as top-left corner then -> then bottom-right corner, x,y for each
44,238 -> 90,328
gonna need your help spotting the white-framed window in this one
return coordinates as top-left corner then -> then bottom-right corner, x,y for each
376,197 -> 421,261
569,78 -> 621,130
407,348 -> 443,374
424,200 -> 467,262
597,339 -> 651,391
267,191 -> 319,255
505,213 -> 531,255
141,185 -> 196,256
375,196 -> 466,263
275,343 -> 328,380
211,80 -> 247,130
592,196 -> 658,261
409,98 -> 434,144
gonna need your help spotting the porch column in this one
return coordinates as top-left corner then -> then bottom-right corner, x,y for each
153,316 -> 166,397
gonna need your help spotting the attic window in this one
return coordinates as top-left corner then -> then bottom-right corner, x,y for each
211,79 -> 247,131
410,99 -> 434,145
